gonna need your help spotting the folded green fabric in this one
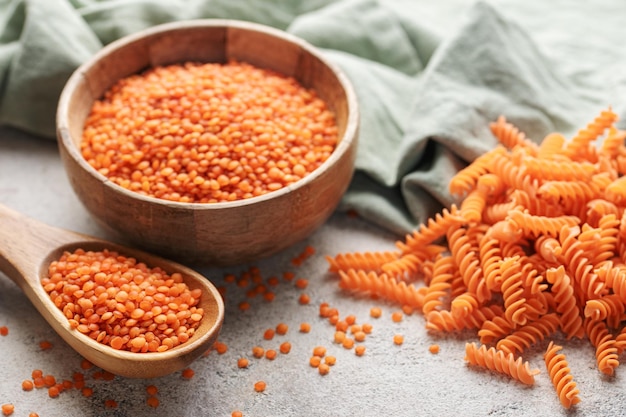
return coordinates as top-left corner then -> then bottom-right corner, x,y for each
0,0 -> 623,236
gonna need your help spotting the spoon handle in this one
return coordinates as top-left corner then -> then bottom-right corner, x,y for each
0,203 -> 88,289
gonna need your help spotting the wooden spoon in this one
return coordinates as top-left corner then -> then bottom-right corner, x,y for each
0,203 -> 224,378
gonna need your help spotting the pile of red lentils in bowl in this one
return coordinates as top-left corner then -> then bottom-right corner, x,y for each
80,60 -> 339,203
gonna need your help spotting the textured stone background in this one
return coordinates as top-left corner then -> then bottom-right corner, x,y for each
1,126 -> 624,417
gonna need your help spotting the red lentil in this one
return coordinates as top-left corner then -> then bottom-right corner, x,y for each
309,356 -> 321,368
263,329 -> 275,340
362,323 -> 373,334
267,276 -> 280,286
21,380 -> 34,391
146,397 -> 160,408
81,61 -> 338,203
334,331 -> 346,344
279,341 -> 292,354
299,322 -> 311,333
254,381 -> 267,392
355,345 -> 366,356
318,363 -> 330,375
237,358 -> 249,368
33,377 -> 45,389
29,413 -> 39,417
48,386 -> 60,398
214,341 -> 228,354
319,302 -> 331,317
181,368 -> 195,379
104,399 -> 118,408
82,387 -> 94,397
294,278 -> 308,289
80,359 -> 93,370
391,311 -> 403,323
313,346 -> 326,357
232,412 -> 243,417
43,375 -> 56,387
283,272 -> 295,281
402,305 -> 414,315
342,337 -> 355,350
238,301 -> 251,311
429,344 -> 440,354
335,320 -> 348,332
265,349 -> 277,360
324,356 -> 336,366
42,249 -> 204,352
252,346 -> 265,358
263,292 -> 276,302
354,331 -> 366,342
39,340 -> 52,350
31,369 -> 43,379
393,334 -> 404,345
146,385 -> 158,396
345,314 -> 357,325
1,404 -> 14,416
0,326 -> 8,336
298,293 -> 310,305
275,323 -> 289,335
370,307 -> 382,318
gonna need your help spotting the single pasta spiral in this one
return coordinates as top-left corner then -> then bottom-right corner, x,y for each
464,342 -> 539,385
325,251 -> 399,273
489,116 -> 539,155
499,256 -> 528,326
397,205 -> 464,254
338,269 -> 426,309
544,342 -> 580,409
460,188 -> 487,223
545,266 -> 584,339
523,156 -> 595,181
585,317 -> 619,376
422,255 -> 455,314
564,107 -> 617,161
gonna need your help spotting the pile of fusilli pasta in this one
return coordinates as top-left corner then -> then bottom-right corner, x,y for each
326,107 -> 626,410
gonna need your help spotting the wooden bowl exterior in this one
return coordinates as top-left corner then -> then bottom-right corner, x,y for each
57,20 -> 359,266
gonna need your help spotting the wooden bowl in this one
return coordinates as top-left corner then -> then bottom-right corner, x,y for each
56,20 -> 359,266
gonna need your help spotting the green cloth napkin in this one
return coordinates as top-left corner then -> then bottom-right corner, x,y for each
0,0 -> 623,236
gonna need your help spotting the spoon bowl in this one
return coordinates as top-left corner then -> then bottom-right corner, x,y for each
0,203 -> 224,378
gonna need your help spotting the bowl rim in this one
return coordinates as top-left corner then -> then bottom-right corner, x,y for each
57,19 -> 360,211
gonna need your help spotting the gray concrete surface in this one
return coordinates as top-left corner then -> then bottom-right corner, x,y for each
1,124 -> 624,417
